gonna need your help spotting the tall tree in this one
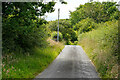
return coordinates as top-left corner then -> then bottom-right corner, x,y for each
70,2 -> 119,25
2,2 -> 56,54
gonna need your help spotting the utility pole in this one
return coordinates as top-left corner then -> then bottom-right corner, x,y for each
90,0 -> 93,2
57,8 -> 60,42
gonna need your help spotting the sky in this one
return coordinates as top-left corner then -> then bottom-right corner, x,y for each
43,0 -> 119,21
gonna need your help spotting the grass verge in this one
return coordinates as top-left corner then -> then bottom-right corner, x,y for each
2,39 -> 64,78
78,20 -> 118,78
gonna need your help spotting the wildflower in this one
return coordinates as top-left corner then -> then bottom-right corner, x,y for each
12,66 -> 14,69
2,64 -> 5,67
115,76 -> 118,78
6,69 -> 10,75
7,70 -> 9,73
15,69 -> 16,71
3,69 -> 5,72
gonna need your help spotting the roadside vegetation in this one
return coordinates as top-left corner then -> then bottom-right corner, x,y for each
46,1 -> 119,78
2,39 -> 64,78
2,2 -> 65,78
78,20 -> 118,78
71,2 -> 119,78
2,1 -> 119,79
46,19 -> 78,44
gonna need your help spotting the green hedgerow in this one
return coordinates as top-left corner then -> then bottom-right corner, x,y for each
51,31 -> 63,41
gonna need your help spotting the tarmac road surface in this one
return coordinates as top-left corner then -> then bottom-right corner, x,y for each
35,45 -> 100,79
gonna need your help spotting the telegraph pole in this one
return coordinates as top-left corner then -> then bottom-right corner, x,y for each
90,0 -> 93,2
57,8 -> 60,42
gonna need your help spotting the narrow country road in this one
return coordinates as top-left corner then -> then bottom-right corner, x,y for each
35,45 -> 100,79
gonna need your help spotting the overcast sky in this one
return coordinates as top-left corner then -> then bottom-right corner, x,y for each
44,0 -> 119,21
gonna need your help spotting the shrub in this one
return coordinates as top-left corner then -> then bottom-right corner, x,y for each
51,31 -> 63,41
47,19 -> 78,42
76,18 -> 97,34
74,41 -> 78,45
66,40 -> 73,45
2,17 -> 48,55
78,20 -> 118,78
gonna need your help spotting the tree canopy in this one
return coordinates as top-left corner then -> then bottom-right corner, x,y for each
2,2 -> 56,54
47,19 -> 77,42
70,2 -> 119,25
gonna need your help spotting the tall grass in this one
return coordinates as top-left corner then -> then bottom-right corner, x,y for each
2,39 -> 64,78
78,20 -> 118,78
